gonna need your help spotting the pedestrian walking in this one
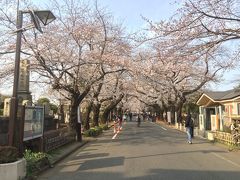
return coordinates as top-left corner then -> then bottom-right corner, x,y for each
190,117 -> 194,138
129,112 -> 132,121
113,114 -> 118,134
137,114 -> 141,127
185,111 -> 194,144
118,115 -> 123,131
123,114 -> 127,123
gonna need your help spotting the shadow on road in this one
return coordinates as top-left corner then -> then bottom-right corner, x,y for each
76,153 -> 109,159
79,156 -> 124,171
40,167 -> 240,180
38,121 -> 240,180
125,149 -> 225,160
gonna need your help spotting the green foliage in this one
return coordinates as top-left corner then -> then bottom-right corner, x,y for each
0,109 -> 3,116
100,124 -> 109,130
95,126 -> 103,133
83,126 -> 103,137
0,146 -> 18,163
223,125 -> 231,133
50,103 -> 58,114
183,102 -> 199,114
37,97 -> 58,114
37,97 -> 50,105
0,102 -> 3,109
23,149 -> 51,177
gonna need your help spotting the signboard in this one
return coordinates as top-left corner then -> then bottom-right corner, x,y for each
23,106 -> 44,141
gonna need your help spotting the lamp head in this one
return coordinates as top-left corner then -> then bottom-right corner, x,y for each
30,10 -> 56,33
33,10 -> 56,26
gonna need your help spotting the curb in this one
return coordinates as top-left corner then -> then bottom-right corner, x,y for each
51,140 -> 89,165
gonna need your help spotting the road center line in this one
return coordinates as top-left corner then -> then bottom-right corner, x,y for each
212,152 -> 240,168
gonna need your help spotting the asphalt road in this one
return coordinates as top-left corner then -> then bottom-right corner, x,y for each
38,121 -> 240,180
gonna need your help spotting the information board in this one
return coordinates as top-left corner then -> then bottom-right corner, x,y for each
23,106 -> 44,141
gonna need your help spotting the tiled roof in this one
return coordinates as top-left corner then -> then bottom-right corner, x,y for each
204,89 -> 240,101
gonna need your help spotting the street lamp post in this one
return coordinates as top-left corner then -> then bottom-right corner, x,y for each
8,9 -> 56,151
8,10 -> 23,148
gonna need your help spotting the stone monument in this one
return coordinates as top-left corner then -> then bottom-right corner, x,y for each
3,60 -> 32,117
18,59 -> 32,105
3,98 -> 11,117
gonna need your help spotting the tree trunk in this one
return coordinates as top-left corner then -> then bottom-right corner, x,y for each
171,106 -> 176,124
159,108 -> 164,120
70,96 -> 81,142
84,101 -> 93,130
176,101 -> 185,124
60,104 -> 65,123
163,108 -> 168,122
102,103 -> 115,124
92,103 -> 101,127
102,94 -> 124,123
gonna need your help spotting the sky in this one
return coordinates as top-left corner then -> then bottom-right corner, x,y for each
1,0 -> 239,98
90,0 -> 239,91
96,0 -> 180,32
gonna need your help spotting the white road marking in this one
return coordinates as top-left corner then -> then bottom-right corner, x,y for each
112,131 -> 120,139
150,121 -> 167,131
212,152 -> 240,168
160,126 -> 167,131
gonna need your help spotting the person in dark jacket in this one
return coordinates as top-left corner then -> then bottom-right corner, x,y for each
185,112 -> 194,144
137,114 -> 141,127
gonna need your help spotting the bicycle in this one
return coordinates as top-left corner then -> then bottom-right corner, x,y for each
232,127 -> 240,144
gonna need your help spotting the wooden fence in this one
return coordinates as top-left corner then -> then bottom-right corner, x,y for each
214,131 -> 236,145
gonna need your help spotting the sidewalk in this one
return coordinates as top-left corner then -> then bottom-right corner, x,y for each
30,136 -> 96,180
48,138 -> 93,165
154,120 -> 240,150
35,126 -> 115,178
48,125 -> 115,164
155,120 -> 203,137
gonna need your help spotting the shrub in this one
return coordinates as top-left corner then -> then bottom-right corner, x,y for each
94,126 -> 103,134
0,109 -> 3,116
0,146 -> 18,163
84,128 -> 96,137
223,125 -> 231,133
100,124 -> 109,130
23,149 -> 51,177
83,126 -> 103,137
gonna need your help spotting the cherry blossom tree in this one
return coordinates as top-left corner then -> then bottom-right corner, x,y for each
0,0 -> 132,141
28,0 -> 131,140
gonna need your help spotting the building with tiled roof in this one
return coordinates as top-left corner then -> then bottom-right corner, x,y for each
196,89 -> 240,133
